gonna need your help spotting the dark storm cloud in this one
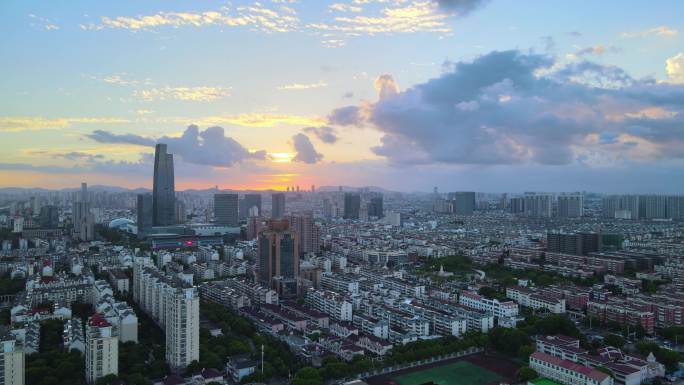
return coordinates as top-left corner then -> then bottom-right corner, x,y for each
86,125 -> 265,167
327,50 -> 684,167
291,133 -> 323,164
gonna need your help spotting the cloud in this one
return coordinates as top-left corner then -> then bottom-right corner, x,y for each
86,125 -> 265,168
135,86 -> 231,102
621,26 -> 678,38
28,14 -> 59,30
572,45 -> 621,57
86,73 -> 146,86
81,4 -> 299,33
329,3 -> 363,12
277,81 -> 328,90
85,73 -> 230,102
308,1 -> 451,37
374,74 -> 400,100
291,133 -> 323,163
0,117 -> 130,132
303,126 -> 338,143
186,113 -> 325,128
326,49 -> 684,167
541,36 -> 555,51
86,130 -> 156,147
321,39 -> 346,48
328,105 -> 365,126
52,152 -> 105,161
434,0 -> 490,15
666,53 -> 684,84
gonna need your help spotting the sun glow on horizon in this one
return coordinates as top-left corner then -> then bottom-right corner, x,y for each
269,152 -> 295,163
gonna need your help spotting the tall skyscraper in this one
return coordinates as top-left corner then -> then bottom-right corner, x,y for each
271,193 -> 285,219
258,219 -> 299,295
153,144 -> 175,226
0,332 -> 24,385
557,193 -> 583,218
288,212 -> 320,256
246,216 -> 262,240
214,193 -> 239,226
451,192 -> 475,216
136,193 -> 153,236
323,198 -> 333,219
239,193 -> 262,220
368,195 -> 384,218
73,183 -> 95,241
85,313 -> 118,384
175,199 -> 186,224
39,205 -> 59,228
343,193 -> 361,220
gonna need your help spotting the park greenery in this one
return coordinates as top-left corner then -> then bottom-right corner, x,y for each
26,320 -> 86,385
422,255 -> 602,287
0,275 -> 26,295
198,301 -> 300,383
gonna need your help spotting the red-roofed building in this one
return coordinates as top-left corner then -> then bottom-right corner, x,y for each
530,351 -> 613,385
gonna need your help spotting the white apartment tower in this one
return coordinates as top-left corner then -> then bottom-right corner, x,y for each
0,333 -> 24,385
85,313 -> 118,385
133,258 -> 200,372
165,286 -> 200,370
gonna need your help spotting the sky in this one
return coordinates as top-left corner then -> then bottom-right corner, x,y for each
1,0 -> 684,193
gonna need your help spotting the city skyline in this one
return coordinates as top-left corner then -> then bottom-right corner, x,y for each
2,1 -> 684,192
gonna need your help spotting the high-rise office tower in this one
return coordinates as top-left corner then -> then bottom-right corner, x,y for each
0,332 -> 24,385
368,195 -> 384,218
288,212 -> 320,256
343,193 -> 361,220
214,193 -> 239,226
85,313 -> 118,385
239,193 -> 262,220
73,183 -> 95,241
271,193 -> 285,219
153,144 -> 175,226
136,194 -> 153,236
39,205 -> 59,228
451,192 -> 475,216
557,193 -> 583,218
258,219 -> 299,294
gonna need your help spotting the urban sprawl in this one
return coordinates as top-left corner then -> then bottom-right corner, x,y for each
2,144 -> 684,385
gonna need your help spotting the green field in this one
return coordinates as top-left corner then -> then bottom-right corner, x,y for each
391,361 -> 501,385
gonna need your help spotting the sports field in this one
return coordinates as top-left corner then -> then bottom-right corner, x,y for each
391,360 -> 501,385
366,353 -> 519,385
